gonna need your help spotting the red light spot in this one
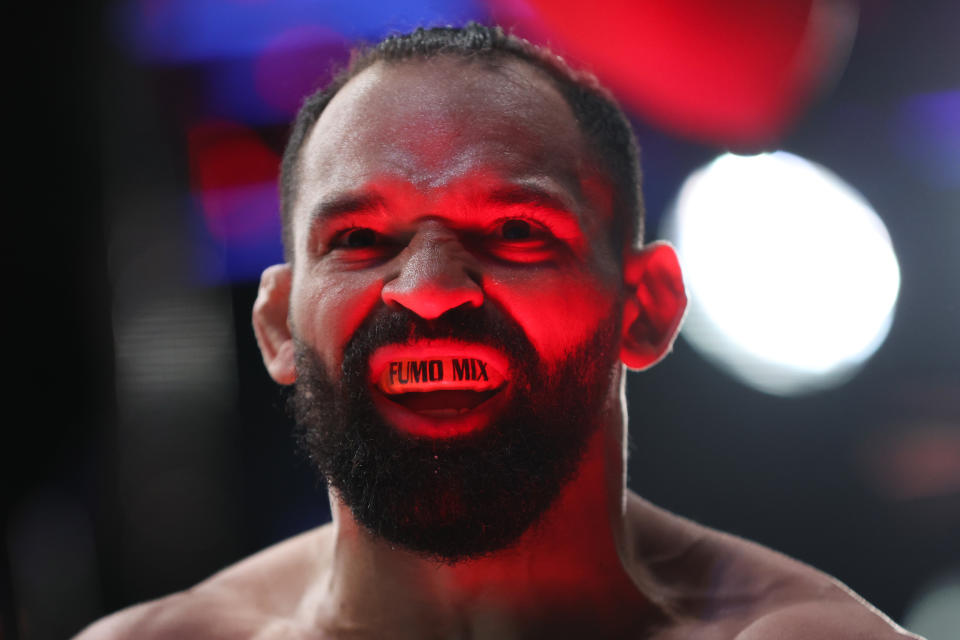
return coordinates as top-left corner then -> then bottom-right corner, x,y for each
187,121 -> 280,241
861,425 -> 960,500
187,120 -> 278,191
491,0 -> 855,146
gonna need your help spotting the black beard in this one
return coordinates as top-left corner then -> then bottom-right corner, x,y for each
290,304 -> 618,563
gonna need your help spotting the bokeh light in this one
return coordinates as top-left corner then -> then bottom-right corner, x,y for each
497,0 -> 858,146
902,571 -> 960,640
186,121 -> 284,280
893,90 -> 960,189
665,151 -> 901,395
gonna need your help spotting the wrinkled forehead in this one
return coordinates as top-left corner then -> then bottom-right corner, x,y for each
295,57 -> 595,210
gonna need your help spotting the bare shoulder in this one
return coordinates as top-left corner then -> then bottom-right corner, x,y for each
73,524 -> 335,640
71,590 -> 239,640
625,494 -> 924,639
735,600 -> 924,639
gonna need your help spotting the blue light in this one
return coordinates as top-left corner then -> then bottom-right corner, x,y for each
894,90 -> 960,189
119,0 -> 488,64
189,183 -> 284,284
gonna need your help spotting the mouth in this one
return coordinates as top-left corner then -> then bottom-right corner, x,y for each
368,342 -> 510,436
386,388 -> 501,417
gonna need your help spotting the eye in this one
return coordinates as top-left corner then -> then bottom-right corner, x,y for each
482,217 -> 563,263
336,227 -> 379,248
500,219 -> 532,240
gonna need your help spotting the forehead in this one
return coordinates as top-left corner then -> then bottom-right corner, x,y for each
293,57 -> 608,233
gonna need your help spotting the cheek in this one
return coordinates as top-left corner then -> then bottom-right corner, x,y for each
291,269 -> 384,369
486,268 -> 621,361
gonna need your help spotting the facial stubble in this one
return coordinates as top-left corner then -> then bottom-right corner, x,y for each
290,305 -> 618,562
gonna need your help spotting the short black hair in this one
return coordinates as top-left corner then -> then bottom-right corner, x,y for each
279,23 -> 643,261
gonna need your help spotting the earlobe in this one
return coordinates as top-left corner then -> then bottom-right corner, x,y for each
252,264 -> 297,385
620,241 -> 687,371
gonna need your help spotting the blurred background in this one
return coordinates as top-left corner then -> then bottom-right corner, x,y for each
3,1 -> 958,638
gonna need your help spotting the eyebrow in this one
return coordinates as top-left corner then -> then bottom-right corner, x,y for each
484,184 -> 577,216
307,183 -> 580,231
308,191 -> 387,228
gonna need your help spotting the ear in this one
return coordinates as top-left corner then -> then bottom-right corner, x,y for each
252,264 -> 296,385
620,241 -> 687,371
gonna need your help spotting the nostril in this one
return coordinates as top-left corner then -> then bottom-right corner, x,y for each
380,229 -> 484,319
381,279 -> 483,320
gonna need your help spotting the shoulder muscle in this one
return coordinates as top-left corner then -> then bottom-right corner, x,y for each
736,601 -> 925,640
72,589 -> 257,640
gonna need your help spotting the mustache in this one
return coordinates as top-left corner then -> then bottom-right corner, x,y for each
340,304 -> 538,374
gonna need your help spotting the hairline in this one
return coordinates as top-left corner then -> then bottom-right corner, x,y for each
280,36 -> 643,263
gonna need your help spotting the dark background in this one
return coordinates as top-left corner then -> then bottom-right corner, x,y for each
4,2 -> 957,639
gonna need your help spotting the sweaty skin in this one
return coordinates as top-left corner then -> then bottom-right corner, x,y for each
76,58 -> 921,639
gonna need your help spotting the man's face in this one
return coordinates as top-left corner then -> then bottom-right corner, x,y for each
286,57 -> 628,559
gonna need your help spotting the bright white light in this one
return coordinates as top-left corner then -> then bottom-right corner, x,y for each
664,151 -> 900,395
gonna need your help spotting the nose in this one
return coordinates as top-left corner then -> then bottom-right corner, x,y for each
381,222 -> 484,319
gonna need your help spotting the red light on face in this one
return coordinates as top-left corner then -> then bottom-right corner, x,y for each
371,384 -> 511,439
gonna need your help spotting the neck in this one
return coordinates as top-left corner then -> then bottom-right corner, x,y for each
313,376 -> 662,637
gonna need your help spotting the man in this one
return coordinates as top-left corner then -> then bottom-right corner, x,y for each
78,24 -> 920,639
